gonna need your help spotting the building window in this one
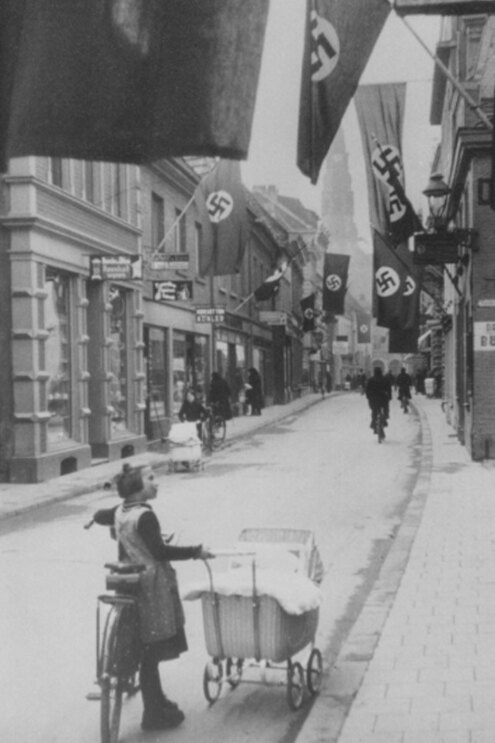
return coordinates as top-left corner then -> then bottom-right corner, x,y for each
45,269 -> 72,447
50,158 -> 63,188
108,285 -> 128,434
172,332 -> 209,414
112,164 -> 122,217
145,326 -> 168,440
194,221 -> 202,272
84,161 -> 95,204
151,192 -> 165,250
175,208 -> 187,253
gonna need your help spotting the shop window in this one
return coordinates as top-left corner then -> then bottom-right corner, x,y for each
146,326 -> 168,436
45,269 -> 72,447
108,285 -> 128,435
173,331 -> 209,414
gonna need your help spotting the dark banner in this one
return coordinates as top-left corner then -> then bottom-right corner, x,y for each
373,230 -> 421,332
0,0 -> 269,169
196,160 -> 249,277
322,253 -> 350,315
300,293 -> 317,332
388,327 -> 419,353
356,312 -> 371,343
297,0 -> 389,184
355,83 -> 421,246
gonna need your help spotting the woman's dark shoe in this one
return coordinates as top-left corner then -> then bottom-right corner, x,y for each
162,695 -> 181,712
141,707 -> 185,731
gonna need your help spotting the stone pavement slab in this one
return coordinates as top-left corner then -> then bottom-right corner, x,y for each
296,394 -> 495,743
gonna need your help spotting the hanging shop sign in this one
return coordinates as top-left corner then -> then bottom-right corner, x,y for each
395,0 -> 495,14
150,253 -> 190,271
89,254 -> 143,280
153,280 -> 193,302
474,321 -> 495,351
195,306 -> 226,324
259,311 -> 287,326
413,233 -> 459,265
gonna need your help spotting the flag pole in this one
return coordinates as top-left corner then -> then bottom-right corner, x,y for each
232,239 -> 308,313
391,4 -> 493,132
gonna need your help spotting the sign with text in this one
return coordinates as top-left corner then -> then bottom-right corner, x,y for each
195,306 -> 226,324
474,321 -> 495,351
259,311 -> 287,326
395,0 -> 495,14
90,255 -> 142,280
153,281 -> 193,302
150,253 -> 190,271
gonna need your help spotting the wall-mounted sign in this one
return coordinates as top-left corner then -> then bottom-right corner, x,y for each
90,255 -> 142,280
259,311 -> 287,326
413,233 -> 459,266
195,306 -> 226,324
153,281 -> 193,302
333,341 -> 349,354
150,253 -> 190,271
478,299 -> 495,308
395,0 -> 495,14
474,321 -> 495,351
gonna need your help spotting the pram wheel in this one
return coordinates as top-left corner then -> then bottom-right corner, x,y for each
203,659 -> 223,704
286,661 -> 305,710
306,648 -> 323,695
226,657 -> 243,688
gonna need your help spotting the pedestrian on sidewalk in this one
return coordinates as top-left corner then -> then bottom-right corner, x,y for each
92,463 -> 214,732
246,367 -> 264,415
208,371 -> 233,420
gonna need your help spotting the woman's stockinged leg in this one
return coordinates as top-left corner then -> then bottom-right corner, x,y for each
140,648 -> 184,730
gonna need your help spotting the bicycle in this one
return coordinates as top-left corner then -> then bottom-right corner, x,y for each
201,404 -> 226,452
374,408 -> 386,443
94,561 -> 144,743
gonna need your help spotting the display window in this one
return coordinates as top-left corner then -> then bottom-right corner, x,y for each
108,285 -> 129,434
173,331 -> 209,415
45,269 -> 72,447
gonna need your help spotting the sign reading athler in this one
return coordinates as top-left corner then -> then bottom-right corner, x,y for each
195,306 -> 226,324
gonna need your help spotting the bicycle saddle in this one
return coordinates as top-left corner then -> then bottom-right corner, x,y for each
104,562 -> 146,574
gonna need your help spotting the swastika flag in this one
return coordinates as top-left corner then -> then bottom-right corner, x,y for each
0,0 -> 268,169
297,0 -> 390,184
355,83 -> 422,246
195,160 -> 249,277
357,313 -> 371,344
373,230 -> 421,333
322,253 -> 350,315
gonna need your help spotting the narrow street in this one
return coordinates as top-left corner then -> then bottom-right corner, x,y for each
0,392 -> 422,743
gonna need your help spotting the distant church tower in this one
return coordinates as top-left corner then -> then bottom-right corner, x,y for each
321,127 -> 371,307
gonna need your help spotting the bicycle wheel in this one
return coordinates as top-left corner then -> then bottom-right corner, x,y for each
376,413 -> 385,443
211,416 -> 226,448
99,603 -> 137,743
100,676 -> 123,743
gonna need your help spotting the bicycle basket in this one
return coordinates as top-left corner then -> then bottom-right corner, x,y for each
106,573 -> 141,595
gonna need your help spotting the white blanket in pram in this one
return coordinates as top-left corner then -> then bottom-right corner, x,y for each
182,567 -> 322,616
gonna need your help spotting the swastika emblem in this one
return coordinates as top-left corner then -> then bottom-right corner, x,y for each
206,190 -> 234,223
371,144 -> 406,223
404,276 -> 416,297
304,308 -> 315,320
310,11 -> 340,82
375,267 -> 400,297
326,274 -> 342,292
360,324 -> 369,334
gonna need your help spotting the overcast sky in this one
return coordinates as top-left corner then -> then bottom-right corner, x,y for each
242,1 -> 441,250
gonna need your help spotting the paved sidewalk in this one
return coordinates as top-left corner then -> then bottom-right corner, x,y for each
297,394 -> 495,743
0,391 -> 326,522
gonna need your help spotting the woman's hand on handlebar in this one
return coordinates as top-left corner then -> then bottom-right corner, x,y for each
199,546 -> 215,560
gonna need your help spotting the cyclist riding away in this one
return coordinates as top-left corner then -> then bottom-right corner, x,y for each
396,367 -> 413,412
365,367 -> 391,434
92,463 -> 213,732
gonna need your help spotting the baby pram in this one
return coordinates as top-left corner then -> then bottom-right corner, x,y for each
183,527 -> 324,709
167,422 -> 203,473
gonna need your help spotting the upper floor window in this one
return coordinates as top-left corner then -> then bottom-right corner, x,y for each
151,192 -> 165,250
194,221 -> 202,272
175,208 -> 187,253
84,161 -> 95,204
50,158 -> 63,188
